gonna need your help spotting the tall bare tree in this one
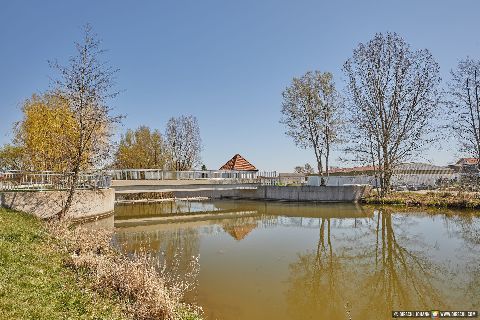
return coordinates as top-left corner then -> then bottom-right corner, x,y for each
449,58 -> 480,170
281,71 -> 343,178
343,32 -> 441,196
165,115 -> 202,171
50,24 -> 121,218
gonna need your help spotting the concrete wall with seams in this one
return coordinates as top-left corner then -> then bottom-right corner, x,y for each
0,189 -> 114,220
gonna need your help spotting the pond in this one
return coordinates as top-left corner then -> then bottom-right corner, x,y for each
113,200 -> 480,320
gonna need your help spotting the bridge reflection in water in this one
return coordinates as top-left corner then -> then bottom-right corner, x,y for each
113,200 -> 480,320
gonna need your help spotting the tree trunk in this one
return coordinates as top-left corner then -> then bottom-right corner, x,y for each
382,168 -> 392,197
58,166 -> 79,219
316,158 -> 323,176
475,71 -> 480,172
325,148 -> 330,177
315,153 -> 325,186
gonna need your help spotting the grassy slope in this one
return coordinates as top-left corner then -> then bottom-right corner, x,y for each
362,191 -> 480,209
0,208 -> 126,320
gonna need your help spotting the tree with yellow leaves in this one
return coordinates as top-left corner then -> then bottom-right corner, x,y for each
0,144 -> 24,171
115,126 -> 166,169
5,25 -> 120,219
14,93 -> 81,172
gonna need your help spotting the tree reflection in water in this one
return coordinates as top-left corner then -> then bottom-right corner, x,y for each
287,217 -> 347,319
287,209 -> 449,320
358,211 -> 445,318
115,226 -> 201,300
448,212 -> 480,308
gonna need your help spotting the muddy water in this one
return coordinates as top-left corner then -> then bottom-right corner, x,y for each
114,200 -> 480,320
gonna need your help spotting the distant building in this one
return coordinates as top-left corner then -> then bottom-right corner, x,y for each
220,154 -> 258,171
395,163 -> 454,174
329,166 -> 375,176
278,173 -> 306,185
449,158 -> 479,173
219,154 -> 258,179
308,162 -> 457,188
328,163 -> 453,175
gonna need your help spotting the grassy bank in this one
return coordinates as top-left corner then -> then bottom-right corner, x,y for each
0,208 -> 202,320
362,191 -> 480,209
0,208 -> 125,320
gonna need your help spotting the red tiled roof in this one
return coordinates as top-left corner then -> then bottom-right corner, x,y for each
456,158 -> 479,165
220,154 -> 258,171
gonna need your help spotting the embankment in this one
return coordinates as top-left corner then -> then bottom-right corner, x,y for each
362,191 -> 480,209
0,189 -> 114,220
172,185 -> 370,202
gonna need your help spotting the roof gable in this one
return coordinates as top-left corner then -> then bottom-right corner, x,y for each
219,154 -> 258,171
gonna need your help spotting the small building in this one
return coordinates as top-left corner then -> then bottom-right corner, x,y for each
309,162 -> 457,188
219,154 -> 258,179
278,173 -> 306,185
449,158 -> 479,173
220,154 -> 257,171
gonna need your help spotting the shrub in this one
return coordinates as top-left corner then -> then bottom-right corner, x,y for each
46,221 -> 202,320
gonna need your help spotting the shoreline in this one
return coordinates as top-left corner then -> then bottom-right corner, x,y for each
0,208 -> 202,320
361,191 -> 480,210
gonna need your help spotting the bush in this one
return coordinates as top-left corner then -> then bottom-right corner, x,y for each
46,221 -> 202,320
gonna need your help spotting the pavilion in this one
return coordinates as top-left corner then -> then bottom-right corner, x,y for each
219,154 -> 258,179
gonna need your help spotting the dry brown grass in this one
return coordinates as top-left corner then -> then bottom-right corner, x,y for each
363,190 -> 480,209
45,221 -> 202,320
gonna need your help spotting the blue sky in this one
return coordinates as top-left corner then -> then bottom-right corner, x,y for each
0,0 -> 479,171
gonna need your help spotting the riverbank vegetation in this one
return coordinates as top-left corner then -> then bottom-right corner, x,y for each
280,32 -> 480,195
362,190 -> 480,209
114,116 -> 202,171
0,25 -> 203,218
0,208 -> 124,319
0,208 -> 202,320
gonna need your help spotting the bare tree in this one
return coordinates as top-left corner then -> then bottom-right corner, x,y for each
50,24 -> 121,218
281,71 -> 343,178
165,115 -> 202,171
449,57 -> 480,170
294,163 -> 314,174
343,32 -> 441,196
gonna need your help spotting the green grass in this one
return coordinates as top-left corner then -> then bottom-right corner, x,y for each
0,208 -> 126,320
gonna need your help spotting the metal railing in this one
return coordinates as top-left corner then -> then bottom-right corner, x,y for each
0,171 -> 111,191
107,169 -> 277,182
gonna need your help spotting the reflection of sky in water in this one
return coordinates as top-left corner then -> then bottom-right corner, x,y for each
114,200 -> 480,320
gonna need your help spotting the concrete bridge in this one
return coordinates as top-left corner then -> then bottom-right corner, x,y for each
112,179 -> 259,193
112,178 -> 370,203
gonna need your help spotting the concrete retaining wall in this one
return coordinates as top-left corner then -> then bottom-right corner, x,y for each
173,185 -> 370,202
0,189 -> 115,220
114,183 -> 260,193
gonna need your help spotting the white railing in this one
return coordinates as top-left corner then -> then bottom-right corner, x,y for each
0,171 -> 111,191
108,169 -> 276,182
0,170 -> 280,191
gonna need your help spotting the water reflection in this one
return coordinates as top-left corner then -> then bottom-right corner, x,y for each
363,212 -> 445,315
222,217 -> 258,241
113,200 -> 480,320
448,213 -> 480,308
287,217 -> 347,319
